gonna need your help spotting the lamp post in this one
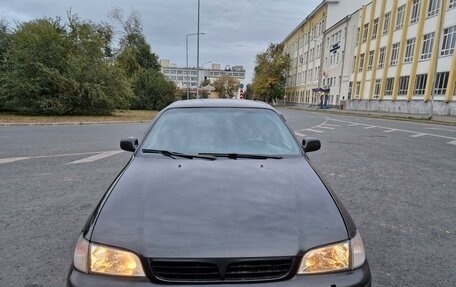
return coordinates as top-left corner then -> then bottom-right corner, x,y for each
196,0 -> 201,99
186,32 -> 205,99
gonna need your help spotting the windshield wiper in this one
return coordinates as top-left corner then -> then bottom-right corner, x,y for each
142,149 -> 216,160
198,153 -> 282,159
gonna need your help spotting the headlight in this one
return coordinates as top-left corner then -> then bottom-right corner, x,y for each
73,235 -> 145,277
298,232 -> 366,274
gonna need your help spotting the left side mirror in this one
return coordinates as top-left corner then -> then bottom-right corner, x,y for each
302,137 -> 321,153
120,137 -> 139,152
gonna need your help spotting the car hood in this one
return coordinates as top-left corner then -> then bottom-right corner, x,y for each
90,157 -> 348,258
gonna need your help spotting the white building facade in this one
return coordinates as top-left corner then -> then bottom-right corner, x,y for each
282,0 -> 366,106
160,60 -> 245,93
321,9 -> 361,107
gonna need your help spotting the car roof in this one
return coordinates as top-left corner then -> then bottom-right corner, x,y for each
166,99 -> 274,110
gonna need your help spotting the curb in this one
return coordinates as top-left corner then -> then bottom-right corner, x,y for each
281,107 -> 456,126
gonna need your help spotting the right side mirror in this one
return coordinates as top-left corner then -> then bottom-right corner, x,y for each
302,137 -> 321,153
120,137 -> 139,152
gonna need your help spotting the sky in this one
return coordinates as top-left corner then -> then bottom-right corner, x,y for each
0,0 -> 322,83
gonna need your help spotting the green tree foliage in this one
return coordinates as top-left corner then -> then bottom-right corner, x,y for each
252,43 -> 290,103
0,16 -> 132,115
112,9 -> 173,110
243,83 -> 253,100
214,75 -> 240,98
132,69 -> 176,110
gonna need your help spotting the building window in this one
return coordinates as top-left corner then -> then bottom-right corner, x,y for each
390,43 -> 400,65
385,78 -> 395,95
378,47 -> 386,68
433,72 -> 449,95
358,53 -> 365,72
372,18 -> 379,39
398,76 -> 410,96
404,38 -> 416,63
441,25 -> 456,56
356,28 -> 360,46
355,81 -> 361,95
363,23 -> 369,43
374,79 -> 381,98
411,0 -> 421,24
421,32 -> 434,59
353,56 -> 356,72
414,74 -> 427,95
427,0 -> 440,17
367,50 -> 374,70
450,0 -> 456,9
383,12 -> 391,35
396,5 -> 406,30
348,81 -> 353,99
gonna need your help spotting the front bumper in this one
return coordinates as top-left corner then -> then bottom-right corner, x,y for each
68,261 -> 371,287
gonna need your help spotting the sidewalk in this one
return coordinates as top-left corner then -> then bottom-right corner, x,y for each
282,105 -> 456,126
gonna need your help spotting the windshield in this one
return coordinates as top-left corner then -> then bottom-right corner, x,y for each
141,107 -> 301,157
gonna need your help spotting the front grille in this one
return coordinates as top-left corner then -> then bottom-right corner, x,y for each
149,257 -> 293,283
225,258 -> 293,281
151,261 -> 220,281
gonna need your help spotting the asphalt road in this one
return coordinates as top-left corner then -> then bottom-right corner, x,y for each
0,109 -> 455,286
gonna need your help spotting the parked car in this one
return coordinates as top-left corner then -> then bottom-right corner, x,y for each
68,99 -> 371,287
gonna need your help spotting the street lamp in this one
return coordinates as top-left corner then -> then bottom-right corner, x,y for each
196,0 -> 201,99
186,32 -> 205,99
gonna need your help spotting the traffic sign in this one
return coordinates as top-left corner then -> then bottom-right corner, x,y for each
239,84 -> 244,89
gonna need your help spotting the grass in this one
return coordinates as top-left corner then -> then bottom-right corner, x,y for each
0,110 -> 157,124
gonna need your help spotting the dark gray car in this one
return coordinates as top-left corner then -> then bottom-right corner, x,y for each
68,99 -> 371,287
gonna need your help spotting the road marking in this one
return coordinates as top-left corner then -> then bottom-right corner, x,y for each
323,123 -> 341,127
318,126 -> 335,130
363,126 -> 376,129
0,150 -> 124,165
410,133 -> 427,138
67,151 -> 123,164
305,128 -> 324,133
325,117 -> 456,144
294,132 -> 306,137
0,157 -> 31,164
426,127 -> 456,132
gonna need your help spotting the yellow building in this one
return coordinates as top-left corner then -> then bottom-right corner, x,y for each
348,0 -> 456,115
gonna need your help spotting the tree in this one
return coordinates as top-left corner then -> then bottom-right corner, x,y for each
214,75 -> 240,98
131,69 -> 176,110
111,9 -> 160,71
0,16 -> 132,115
243,83 -> 253,100
252,43 -> 290,103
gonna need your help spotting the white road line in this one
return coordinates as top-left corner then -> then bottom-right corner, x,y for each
294,132 -> 306,137
305,128 -> 324,133
325,117 -> 456,143
410,133 -> 427,138
0,157 -> 31,164
323,123 -> 341,127
383,129 -> 398,133
318,126 -> 335,130
0,150 -> 123,165
363,126 -> 376,129
67,151 -> 123,164
426,127 -> 456,132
